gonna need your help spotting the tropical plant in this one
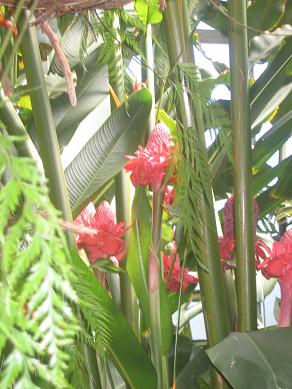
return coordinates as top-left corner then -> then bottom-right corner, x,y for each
0,0 -> 292,388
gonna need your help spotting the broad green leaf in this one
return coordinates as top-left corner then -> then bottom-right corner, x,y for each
250,37 -> 292,129
65,88 -> 152,216
252,111 -> 292,172
135,0 -> 163,25
207,328 -> 292,389
247,0 -> 286,39
50,17 -> 91,75
69,251 -> 157,389
51,48 -> 109,146
176,344 -> 210,389
249,25 -> 292,65
126,187 -> 151,327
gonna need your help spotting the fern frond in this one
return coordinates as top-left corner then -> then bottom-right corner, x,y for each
0,135 -> 78,388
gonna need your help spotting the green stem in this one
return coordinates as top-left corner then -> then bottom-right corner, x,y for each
145,24 -> 156,135
164,1 -> 230,387
19,11 -> 102,388
108,12 -> 140,338
228,0 -> 257,331
149,190 -> 169,389
0,88 -> 42,166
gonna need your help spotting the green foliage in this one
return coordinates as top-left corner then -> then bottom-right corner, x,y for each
207,328 -> 292,389
172,63 -> 215,269
0,135 -> 78,388
65,88 -> 152,216
135,0 -> 163,25
69,251 -> 158,389
126,187 -> 151,328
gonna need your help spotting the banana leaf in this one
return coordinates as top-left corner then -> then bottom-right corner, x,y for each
65,88 -> 152,216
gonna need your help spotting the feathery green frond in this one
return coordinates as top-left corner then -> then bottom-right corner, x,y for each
0,135 -> 78,388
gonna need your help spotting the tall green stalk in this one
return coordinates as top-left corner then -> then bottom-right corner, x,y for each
228,0 -> 257,331
145,23 -> 156,135
164,1 -> 230,387
0,88 -> 41,165
19,11 -> 102,389
108,12 -> 140,337
148,190 -> 169,389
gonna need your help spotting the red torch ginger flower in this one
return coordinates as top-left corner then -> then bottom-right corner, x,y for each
163,244 -> 198,293
124,122 -> 174,192
74,201 -> 126,263
259,230 -> 292,327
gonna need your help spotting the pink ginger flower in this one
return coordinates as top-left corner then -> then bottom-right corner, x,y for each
259,230 -> 292,327
124,122 -> 174,192
163,244 -> 198,293
74,201 -> 126,263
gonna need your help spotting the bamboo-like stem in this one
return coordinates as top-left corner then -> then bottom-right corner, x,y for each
108,13 -> 140,338
148,189 -> 169,389
228,0 -> 257,331
19,11 -> 102,389
164,1 -> 230,387
145,23 -> 156,136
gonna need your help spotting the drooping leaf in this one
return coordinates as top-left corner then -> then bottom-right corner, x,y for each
65,88 -> 152,216
69,251 -> 157,389
207,328 -> 292,389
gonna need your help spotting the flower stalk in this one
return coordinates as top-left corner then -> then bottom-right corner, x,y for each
163,0 -> 230,387
149,189 -> 169,389
228,0 -> 257,331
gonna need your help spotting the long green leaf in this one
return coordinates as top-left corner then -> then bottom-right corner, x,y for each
252,110 -> 292,172
69,251 -> 157,389
207,328 -> 292,389
253,156 -> 292,196
51,48 -> 109,146
65,88 -> 152,216
126,187 -> 151,327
